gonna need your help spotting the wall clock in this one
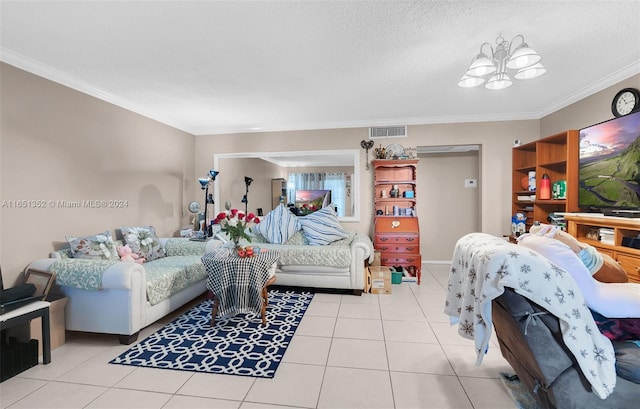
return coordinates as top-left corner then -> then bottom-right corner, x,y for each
611,87 -> 640,117
188,201 -> 201,213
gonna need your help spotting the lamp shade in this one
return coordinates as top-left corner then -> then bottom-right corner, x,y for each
198,178 -> 210,189
514,63 -> 546,80
506,44 -> 541,69
209,170 -> 219,180
465,53 -> 497,77
457,75 -> 485,88
485,73 -> 513,90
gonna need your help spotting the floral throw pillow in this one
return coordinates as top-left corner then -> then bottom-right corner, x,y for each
120,226 -> 166,261
66,230 -> 119,261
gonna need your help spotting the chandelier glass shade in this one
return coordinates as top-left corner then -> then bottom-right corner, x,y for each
458,34 -> 545,90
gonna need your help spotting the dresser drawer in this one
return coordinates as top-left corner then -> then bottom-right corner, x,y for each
374,234 -> 419,245
380,254 -> 422,266
616,253 -> 640,283
375,243 -> 419,254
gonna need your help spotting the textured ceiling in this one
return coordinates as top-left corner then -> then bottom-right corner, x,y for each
2,1 -> 640,135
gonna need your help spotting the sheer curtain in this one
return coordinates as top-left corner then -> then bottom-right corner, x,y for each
288,172 -> 347,216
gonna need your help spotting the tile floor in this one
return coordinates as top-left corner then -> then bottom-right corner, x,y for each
0,265 -> 518,409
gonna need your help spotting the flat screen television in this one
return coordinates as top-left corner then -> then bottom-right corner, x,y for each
578,110 -> 640,211
295,190 -> 332,209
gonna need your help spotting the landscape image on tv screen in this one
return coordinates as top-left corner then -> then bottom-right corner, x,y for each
579,110 -> 640,209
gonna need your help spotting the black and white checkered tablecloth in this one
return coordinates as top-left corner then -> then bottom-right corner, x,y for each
202,248 -> 280,319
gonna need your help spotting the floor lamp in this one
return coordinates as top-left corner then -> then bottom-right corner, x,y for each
241,176 -> 253,215
198,170 -> 219,238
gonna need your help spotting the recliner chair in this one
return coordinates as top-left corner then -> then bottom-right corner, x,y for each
492,287 -> 638,408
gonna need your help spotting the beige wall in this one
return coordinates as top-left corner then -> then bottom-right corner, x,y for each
418,151 -> 480,261
215,157 -> 283,216
541,73 -> 640,135
196,120 -> 541,254
1,63 -> 196,286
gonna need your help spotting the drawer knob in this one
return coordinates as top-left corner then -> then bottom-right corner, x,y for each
380,237 -> 388,242
406,238 -> 415,242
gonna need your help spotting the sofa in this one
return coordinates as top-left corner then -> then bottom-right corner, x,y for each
27,214 -> 373,344
445,232 -> 639,408
237,229 -> 373,293
213,204 -> 374,293
28,235 -> 210,344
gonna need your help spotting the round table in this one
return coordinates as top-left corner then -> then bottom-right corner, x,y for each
201,248 -> 280,326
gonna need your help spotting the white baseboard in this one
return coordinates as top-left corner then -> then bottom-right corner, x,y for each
423,260 -> 452,265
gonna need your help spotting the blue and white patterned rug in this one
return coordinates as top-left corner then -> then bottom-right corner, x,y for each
110,289 -> 314,378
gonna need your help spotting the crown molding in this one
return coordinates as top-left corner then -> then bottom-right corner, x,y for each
0,48 -> 198,135
536,60 -> 640,118
4,47 -> 639,136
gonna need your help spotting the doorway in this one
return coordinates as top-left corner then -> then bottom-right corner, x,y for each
416,145 -> 481,263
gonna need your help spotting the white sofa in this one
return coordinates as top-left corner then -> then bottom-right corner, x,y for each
28,238 -> 208,344
27,231 -> 373,344
247,230 -> 374,294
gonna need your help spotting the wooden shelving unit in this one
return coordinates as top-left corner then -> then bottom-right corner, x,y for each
565,214 -> 640,283
372,159 -> 421,284
512,131 -> 580,231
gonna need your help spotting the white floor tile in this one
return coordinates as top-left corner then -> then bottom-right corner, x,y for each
57,347 -> 136,386
334,317 -> 384,340
382,320 -> 438,344
1,267 -> 519,409
113,367 -> 194,394
340,292 -> 379,304
166,395 -> 241,408
0,376 -> 48,408
421,305 -> 451,323
337,303 -> 381,319
390,372 -> 473,409
240,402 -> 306,409
282,335 -> 331,365
177,372 -> 255,401
441,344 -> 512,378
6,381 -> 107,409
317,367 -> 394,409
380,303 -> 427,321
295,315 -> 336,337
429,322 -> 476,346
386,341 -> 455,375
245,363 -> 324,408
84,388 -> 171,408
16,343 -> 106,381
458,376 -> 519,409
327,338 -> 388,370
311,292 -> 343,304
304,301 -> 340,317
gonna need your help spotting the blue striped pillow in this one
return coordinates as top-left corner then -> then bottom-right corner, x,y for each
298,206 -> 348,245
254,204 -> 299,244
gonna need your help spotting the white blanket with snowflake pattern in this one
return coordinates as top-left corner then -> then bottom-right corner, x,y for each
444,232 -> 616,399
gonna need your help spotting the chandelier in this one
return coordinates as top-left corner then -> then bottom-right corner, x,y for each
458,34 -> 546,90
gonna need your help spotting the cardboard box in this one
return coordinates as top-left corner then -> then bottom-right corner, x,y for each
367,266 -> 392,294
371,251 -> 381,266
30,296 -> 67,355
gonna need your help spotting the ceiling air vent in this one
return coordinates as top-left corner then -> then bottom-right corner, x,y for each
368,126 -> 407,139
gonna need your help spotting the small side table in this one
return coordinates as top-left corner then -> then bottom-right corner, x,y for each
202,248 -> 280,326
1,301 -> 51,365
